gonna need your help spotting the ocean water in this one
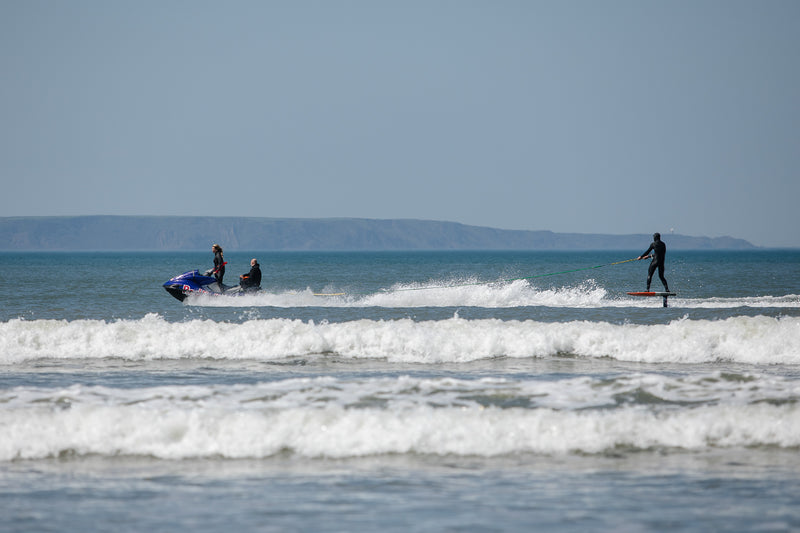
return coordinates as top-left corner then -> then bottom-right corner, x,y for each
1,250 -> 799,532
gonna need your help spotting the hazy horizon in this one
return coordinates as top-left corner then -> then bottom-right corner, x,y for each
2,2 -> 798,247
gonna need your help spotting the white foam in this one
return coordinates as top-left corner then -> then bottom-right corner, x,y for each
184,279 -> 800,309
1,314 -> 799,365
671,295 -> 800,309
185,279 -> 613,308
1,374 -> 798,460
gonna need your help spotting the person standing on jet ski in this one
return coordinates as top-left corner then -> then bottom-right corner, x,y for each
239,258 -> 262,292
211,244 -> 226,285
638,232 -> 670,292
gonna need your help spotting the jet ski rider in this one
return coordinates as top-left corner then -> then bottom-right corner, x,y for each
239,258 -> 262,293
211,244 -> 226,285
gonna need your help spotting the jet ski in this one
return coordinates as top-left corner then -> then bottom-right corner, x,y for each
163,269 -> 252,302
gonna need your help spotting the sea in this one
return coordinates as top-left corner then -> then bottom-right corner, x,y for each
1,249 -> 799,532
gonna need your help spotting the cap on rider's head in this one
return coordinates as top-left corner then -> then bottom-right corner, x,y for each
653,232 -> 661,240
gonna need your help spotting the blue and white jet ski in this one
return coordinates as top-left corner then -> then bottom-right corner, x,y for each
163,269 -> 248,302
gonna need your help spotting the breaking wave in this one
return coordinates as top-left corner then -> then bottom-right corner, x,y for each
2,314 -> 799,365
1,373 -> 798,460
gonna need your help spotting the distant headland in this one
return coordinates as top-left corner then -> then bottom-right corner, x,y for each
0,216 -> 757,251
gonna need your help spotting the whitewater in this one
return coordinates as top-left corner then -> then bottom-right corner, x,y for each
185,278 -> 800,309
2,371 -> 799,462
3,313 -> 800,364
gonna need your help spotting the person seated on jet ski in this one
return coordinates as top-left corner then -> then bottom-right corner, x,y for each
239,258 -> 262,293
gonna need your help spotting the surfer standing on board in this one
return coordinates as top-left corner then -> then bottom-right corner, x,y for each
638,232 -> 670,292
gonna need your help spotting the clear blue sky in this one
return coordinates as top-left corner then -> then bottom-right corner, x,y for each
2,1 -> 798,247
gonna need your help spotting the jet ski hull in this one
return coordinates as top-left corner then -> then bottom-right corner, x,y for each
162,270 -> 245,301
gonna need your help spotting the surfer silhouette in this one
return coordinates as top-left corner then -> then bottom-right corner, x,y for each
638,233 -> 670,292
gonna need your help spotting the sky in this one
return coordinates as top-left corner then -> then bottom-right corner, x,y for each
1,1 -> 799,247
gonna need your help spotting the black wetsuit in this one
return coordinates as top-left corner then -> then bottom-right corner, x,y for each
240,263 -> 262,291
213,251 -> 225,285
641,239 -> 669,292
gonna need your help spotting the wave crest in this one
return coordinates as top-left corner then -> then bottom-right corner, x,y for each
2,314 -> 799,365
